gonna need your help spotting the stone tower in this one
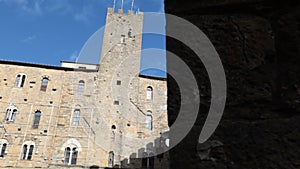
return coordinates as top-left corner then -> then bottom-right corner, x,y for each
93,8 -> 169,167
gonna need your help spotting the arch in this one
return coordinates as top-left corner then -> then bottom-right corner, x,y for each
32,110 -> 42,129
61,138 -> 82,152
146,86 -> 153,100
15,73 -> 26,88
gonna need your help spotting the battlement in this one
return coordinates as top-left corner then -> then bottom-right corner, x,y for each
107,7 -> 143,16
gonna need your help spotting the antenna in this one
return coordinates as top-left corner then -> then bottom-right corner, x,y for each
113,0 -> 116,10
131,0 -> 135,11
121,0 -> 124,10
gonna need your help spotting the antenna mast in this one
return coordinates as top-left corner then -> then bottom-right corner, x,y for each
121,0 -> 124,10
113,0 -> 116,10
131,0 -> 135,11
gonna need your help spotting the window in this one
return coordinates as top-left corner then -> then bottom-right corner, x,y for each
73,109 -> 80,126
40,76 -> 49,92
32,110 -> 41,129
64,147 -> 78,165
5,105 -> 17,122
108,151 -> 114,166
62,139 -> 81,165
146,111 -> 152,131
0,139 -> 8,158
147,86 -> 153,100
15,74 -> 26,88
21,142 -> 34,160
78,80 -> 85,95
120,35 -> 125,43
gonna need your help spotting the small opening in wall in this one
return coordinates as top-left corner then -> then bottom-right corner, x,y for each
29,81 -> 36,84
24,99 -> 27,102
117,80 -> 121,85
52,88 -> 57,91
0,96 -> 2,99
49,101 -> 53,104
44,130 -> 47,133
18,128 -> 21,131
4,83 -> 7,86
3,79 -> 7,81
112,125 -> 116,130
114,101 -> 119,105
127,124 -> 130,127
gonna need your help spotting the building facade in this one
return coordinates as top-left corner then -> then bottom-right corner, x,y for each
0,8 -> 169,169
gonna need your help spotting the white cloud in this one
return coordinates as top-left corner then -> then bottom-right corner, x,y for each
68,51 -> 78,61
0,0 -> 44,15
74,5 -> 93,23
21,35 -> 37,43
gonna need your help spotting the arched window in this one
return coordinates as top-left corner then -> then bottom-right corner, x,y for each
5,105 -> 17,122
40,76 -> 49,92
71,147 -> 78,165
73,109 -> 80,126
62,138 -> 81,165
32,110 -> 41,129
21,141 -> 35,160
64,147 -> 71,164
64,147 -> 78,165
78,80 -> 85,95
146,111 -> 152,131
147,86 -> 153,100
0,139 -> 8,158
15,73 -> 26,88
108,151 -> 114,166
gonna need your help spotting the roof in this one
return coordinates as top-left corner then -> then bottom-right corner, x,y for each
0,59 -> 98,72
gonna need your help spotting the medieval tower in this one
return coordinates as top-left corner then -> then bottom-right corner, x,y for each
0,8 -> 169,169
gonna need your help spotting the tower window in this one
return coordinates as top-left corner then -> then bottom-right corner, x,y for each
78,80 -> 85,95
73,109 -> 80,126
117,80 -> 121,85
40,76 -> 49,92
32,110 -> 41,129
15,73 -> 26,88
146,114 -> 153,131
147,86 -> 153,100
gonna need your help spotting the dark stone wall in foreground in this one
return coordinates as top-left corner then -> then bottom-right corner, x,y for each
166,0 -> 300,168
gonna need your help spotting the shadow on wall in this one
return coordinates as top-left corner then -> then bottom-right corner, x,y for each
88,131 -> 170,169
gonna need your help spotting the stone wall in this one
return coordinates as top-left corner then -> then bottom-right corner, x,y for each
166,0 -> 300,169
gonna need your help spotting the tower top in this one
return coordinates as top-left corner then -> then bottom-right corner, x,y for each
107,8 -> 143,16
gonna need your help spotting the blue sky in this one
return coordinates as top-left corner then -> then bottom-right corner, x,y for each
0,0 -> 166,77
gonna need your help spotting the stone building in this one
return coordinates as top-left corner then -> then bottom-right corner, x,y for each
0,8 -> 169,169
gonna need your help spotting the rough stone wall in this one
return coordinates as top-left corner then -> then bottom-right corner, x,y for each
165,0 -> 300,169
